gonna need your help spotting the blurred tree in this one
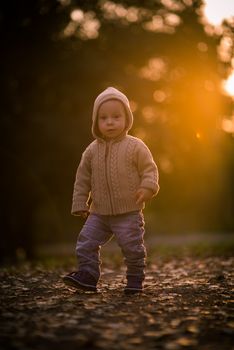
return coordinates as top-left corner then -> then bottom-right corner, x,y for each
0,0 -> 233,262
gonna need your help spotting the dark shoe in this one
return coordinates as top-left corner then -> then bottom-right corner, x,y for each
63,270 -> 97,291
124,276 -> 144,295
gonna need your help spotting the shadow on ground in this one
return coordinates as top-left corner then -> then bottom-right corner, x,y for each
0,256 -> 233,350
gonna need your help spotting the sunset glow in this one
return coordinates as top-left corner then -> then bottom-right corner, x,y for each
223,72 -> 234,97
221,117 -> 234,134
200,0 -> 234,104
203,0 -> 234,26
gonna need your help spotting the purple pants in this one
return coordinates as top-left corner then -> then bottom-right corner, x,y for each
76,211 -> 146,282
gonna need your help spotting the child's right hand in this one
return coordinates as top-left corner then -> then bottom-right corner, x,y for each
77,211 -> 89,219
135,188 -> 154,205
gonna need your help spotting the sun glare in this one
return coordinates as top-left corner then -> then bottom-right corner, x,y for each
223,72 -> 234,97
203,0 -> 234,26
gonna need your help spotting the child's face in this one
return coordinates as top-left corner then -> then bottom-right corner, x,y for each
98,99 -> 126,140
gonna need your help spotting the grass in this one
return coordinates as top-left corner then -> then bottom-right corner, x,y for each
1,234 -> 233,270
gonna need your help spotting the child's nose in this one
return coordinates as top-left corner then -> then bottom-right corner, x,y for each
107,118 -> 113,124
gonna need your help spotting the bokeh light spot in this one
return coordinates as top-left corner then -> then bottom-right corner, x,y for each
218,35 -> 233,63
197,42 -> 208,52
160,0 -> 185,11
164,13 -> 181,27
139,57 -> 167,81
159,155 -> 173,174
153,90 -> 167,103
221,116 -> 234,135
64,9 -> 100,40
129,100 -> 138,113
142,106 -> 156,123
70,9 -> 84,22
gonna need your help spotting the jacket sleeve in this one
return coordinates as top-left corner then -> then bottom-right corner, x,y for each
135,140 -> 160,196
71,146 -> 92,215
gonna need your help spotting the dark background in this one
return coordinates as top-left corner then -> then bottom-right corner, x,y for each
1,0 -> 233,263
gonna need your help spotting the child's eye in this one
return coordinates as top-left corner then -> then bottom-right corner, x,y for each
114,115 -> 120,119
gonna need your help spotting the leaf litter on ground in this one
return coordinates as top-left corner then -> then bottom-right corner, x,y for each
0,256 -> 233,350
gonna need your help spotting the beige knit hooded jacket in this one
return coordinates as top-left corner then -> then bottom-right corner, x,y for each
71,87 -> 159,216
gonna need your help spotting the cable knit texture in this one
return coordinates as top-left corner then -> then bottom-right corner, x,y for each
72,87 -> 159,216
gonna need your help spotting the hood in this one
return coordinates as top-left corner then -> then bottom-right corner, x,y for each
92,87 -> 133,139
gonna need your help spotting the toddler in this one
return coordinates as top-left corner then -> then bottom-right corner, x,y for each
63,87 -> 159,294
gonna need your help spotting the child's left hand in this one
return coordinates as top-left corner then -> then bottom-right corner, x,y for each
135,188 -> 154,205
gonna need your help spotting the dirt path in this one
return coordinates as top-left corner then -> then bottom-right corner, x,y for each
0,256 -> 233,350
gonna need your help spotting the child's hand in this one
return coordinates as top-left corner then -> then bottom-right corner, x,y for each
77,211 -> 89,219
135,188 -> 154,205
